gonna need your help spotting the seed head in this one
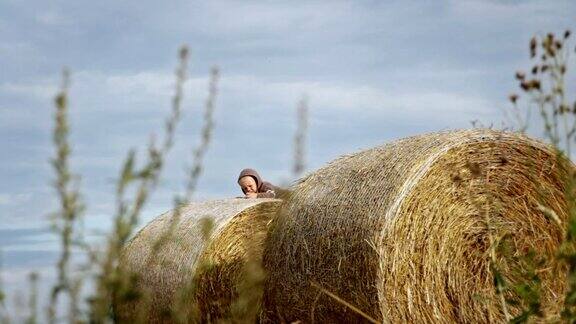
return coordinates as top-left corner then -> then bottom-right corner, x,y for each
530,37 -> 537,58
509,94 -> 518,104
466,161 -> 481,177
555,40 -> 562,50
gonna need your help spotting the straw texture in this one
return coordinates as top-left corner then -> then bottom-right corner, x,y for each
116,198 -> 281,323
262,129 -> 572,323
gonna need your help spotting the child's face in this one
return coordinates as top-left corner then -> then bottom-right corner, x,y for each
238,176 -> 257,193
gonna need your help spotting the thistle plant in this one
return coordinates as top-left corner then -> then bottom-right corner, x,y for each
505,30 -> 576,322
510,30 -> 575,155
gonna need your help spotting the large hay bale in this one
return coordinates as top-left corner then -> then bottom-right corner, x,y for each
116,198 -> 281,323
262,129 -> 572,323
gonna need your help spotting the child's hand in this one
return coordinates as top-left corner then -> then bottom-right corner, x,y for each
245,192 -> 258,198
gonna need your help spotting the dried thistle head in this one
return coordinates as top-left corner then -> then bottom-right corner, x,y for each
530,37 -> 537,58
451,172 -> 463,185
465,161 -> 482,177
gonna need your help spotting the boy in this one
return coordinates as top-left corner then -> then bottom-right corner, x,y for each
237,168 -> 277,198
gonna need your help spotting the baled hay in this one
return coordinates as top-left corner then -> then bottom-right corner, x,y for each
116,198 -> 281,323
262,129 -> 572,323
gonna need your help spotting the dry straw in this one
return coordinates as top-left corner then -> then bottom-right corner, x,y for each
116,198 -> 281,323
262,129 -> 573,323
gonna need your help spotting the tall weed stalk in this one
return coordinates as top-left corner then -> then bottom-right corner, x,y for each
503,30 -> 576,322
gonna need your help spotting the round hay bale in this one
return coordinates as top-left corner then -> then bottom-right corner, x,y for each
262,129 -> 572,323
116,198 -> 281,323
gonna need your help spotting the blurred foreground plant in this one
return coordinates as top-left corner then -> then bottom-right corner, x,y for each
48,69 -> 85,324
36,46 -> 225,323
502,30 -> 576,322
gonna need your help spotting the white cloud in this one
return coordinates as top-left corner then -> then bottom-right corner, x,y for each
70,70 -> 209,112
2,241 -> 60,253
103,72 -> 173,96
217,74 -> 496,121
0,193 -> 32,206
0,68 -> 497,133
0,80 -> 56,101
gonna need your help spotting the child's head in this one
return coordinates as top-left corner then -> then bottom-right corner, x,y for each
238,175 -> 257,193
237,168 -> 261,194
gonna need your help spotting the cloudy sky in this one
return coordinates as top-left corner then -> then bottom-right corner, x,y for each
0,0 -> 575,315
